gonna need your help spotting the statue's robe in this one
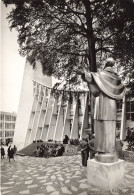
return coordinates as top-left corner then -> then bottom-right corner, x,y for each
84,67 -> 125,153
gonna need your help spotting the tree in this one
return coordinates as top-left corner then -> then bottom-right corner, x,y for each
2,0 -> 134,133
2,0 -> 134,84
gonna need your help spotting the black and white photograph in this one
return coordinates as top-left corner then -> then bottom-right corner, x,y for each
1,0 -> 134,194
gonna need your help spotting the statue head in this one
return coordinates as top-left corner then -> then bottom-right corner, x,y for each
105,57 -> 115,68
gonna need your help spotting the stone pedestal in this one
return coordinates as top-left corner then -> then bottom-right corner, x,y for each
87,159 -> 125,190
95,153 -> 118,163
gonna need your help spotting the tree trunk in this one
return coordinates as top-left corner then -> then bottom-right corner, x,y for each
83,0 -> 97,134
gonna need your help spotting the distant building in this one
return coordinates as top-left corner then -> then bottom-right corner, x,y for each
0,111 -> 16,145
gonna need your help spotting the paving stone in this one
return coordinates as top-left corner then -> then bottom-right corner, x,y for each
79,183 -> 89,189
111,192 -> 119,195
75,170 -> 81,175
60,182 -> 64,186
90,187 -> 101,191
58,176 -> 64,181
25,170 -> 31,173
12,175 -> 18,178
19,190 -> 30,194
50,191 -> 59,195
43,182 -> 53,185
61,187 -> 72,194
71,185 -> 78,191
2,191 -> 12,194
72,175 -> 80,178
3,181 -> 14,185
39,180 -> 46,183
47,170 -> 53,173
46,185 -> 56,192
1,186 -> 12,190
25,180 -> 33,184
26,177 -> 32,179
79,179 -> 87,183
33,194 -> 44,195
27,184 -> 38,188
65,180 -> 70,183
37,176 -> 47,180
51,175 -> 56,180
122,188 -> 130,193
78,192 -> 88,195
1,155 -> 134,195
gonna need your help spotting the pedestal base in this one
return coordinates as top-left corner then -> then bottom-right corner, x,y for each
95,153 -> 118,163
87,159 -> 124,190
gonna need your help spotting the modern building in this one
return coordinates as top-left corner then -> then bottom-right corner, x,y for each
0,111 -> 17,145
117,99 -> 134,129
14,60 -> 134,150
13,60 -> 52,150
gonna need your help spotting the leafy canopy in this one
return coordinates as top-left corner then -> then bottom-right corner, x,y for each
2,0 -> 134,91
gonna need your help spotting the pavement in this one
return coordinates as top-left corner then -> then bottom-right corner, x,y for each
1,154 -> 134,195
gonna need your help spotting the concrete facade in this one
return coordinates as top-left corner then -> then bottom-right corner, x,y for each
23,82 -> 91,148
13,61 -> 52,150
0,111 -> 16,145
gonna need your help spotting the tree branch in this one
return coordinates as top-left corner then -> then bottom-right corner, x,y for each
96,47 -> 114,54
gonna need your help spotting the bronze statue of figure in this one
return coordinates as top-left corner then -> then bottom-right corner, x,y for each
76,58 -> 126,162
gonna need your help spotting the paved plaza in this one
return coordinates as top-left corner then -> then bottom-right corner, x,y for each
1,154 -> 134,195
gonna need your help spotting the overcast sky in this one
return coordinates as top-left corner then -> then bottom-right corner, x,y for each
1,2 -> 25,113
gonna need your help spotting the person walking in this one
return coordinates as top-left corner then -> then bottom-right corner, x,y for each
1,145 -> 5,159
8,145 -> 15,162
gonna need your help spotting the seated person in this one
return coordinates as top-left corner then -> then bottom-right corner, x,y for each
44,145 -> 49,158
63,135 -> 69,144
55,144 -> 65,156
33,146 -> 40,157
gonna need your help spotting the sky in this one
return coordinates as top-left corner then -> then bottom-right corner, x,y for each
1,2 -> 25,113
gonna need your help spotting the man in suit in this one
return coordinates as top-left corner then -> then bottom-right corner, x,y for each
80,138 -> 89,166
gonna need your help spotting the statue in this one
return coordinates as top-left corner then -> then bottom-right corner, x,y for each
77,58 -> 126,162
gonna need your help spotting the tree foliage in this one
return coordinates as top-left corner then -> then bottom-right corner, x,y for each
2,0 -> 134,92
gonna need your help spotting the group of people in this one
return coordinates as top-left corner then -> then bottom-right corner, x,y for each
33,144 -> 65,158
1,143 -> 17,162
63,135 -> 80,146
